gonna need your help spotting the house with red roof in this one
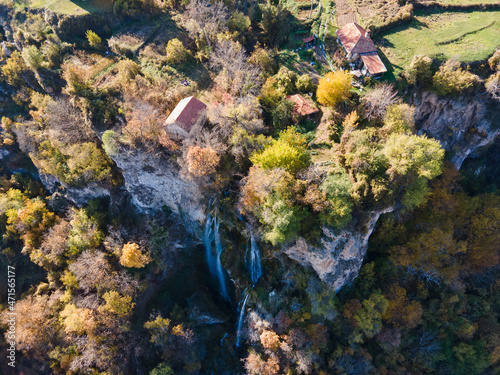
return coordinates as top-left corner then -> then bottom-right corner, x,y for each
336,23 -> 387,78
286,94 -> 319,120
164,96 -> 207,140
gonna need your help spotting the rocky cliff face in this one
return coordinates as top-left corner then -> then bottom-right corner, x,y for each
412,91 -> 500,168
285,207 -> 394,291
108,146 -> 205,225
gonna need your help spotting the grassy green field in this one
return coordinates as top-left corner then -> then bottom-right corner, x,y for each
0,0 -> 113,14
379,10 -> 500,78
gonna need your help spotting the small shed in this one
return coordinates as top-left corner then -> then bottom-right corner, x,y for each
164,96 -> 207,140
303,36 -> 315,48
287,94 -> 319,119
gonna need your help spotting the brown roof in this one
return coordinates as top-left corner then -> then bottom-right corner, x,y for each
286,94 -> 319,116
303,36 -> 315,43
361,52 -> 387,75
336,23 -> 376,56
165,96 -> 207,132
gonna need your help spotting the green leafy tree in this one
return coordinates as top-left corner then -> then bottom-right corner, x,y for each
250,127 -> 309,174
383,133 -> 444,180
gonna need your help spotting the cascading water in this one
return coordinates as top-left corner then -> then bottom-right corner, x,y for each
247,229 -> 263,285
235,291 -> 250,348
204,215 -> 229,300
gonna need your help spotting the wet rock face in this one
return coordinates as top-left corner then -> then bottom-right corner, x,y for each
413,91 -> 500,168
285,207 -> 394,291
108,146 -> 205,224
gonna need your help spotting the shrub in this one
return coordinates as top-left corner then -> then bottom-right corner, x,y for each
102,130 -> 119,156
488,49 -> 500,71
432,60 -> 480,96
405,54 -> 433,85
21,45 -> 43,70
165,38 -> 189,65
296,74 -> 314,93
485,72 -> 500,101
117,59 -> 141,82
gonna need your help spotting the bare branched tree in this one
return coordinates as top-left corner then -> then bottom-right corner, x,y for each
362,83 -> 400,120
185,0 -> 228,48
210,39 -> 262,97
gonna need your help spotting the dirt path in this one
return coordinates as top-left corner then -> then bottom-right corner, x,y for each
334,0 -> 358,27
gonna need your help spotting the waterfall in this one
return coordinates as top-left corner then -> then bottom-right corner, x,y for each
204,215 -> 229,300
247,228 -> 262,285
235,292 -> 250,348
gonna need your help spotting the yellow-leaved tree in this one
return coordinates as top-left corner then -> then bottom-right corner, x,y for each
316,70 -> 352,107
120,242 -> 151,268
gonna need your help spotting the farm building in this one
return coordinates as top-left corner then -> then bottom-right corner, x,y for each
286,94 -> 319,120
336,23 -> 387,78
164,96 -> 207,140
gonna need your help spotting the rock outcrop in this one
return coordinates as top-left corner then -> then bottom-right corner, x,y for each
108,146 -> 205,225
413,91 -> 500,168
286,207 -> 394,291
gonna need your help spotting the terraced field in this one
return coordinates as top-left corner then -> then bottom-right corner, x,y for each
378,10 -> 500,77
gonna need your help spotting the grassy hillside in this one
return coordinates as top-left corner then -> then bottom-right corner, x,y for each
379,10 -> 500,77
0,0 -> 113,14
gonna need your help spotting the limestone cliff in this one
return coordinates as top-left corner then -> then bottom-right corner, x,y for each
285,207 -> 394,291
108,146 -> 205,225
412,91 -> 500,168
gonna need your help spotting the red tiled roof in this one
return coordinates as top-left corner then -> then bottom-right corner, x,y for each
165,96 -> 207,132
286,94 -> 318,116
336,23 -> 376,56
361,52 -> 387,75
303,36 -> 315,43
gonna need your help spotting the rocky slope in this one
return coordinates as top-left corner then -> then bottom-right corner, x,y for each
412,91 -> 500,168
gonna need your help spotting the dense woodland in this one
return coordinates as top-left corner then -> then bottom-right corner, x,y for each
0,0 -> 499,374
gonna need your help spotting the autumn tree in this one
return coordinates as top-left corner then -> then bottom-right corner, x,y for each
2,294 -> 58,356
383,285 -> 423,329
119,242 -> 151,268
100,290 -> 135,317
186,146 -> 220,177
316,70 -> 352,107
